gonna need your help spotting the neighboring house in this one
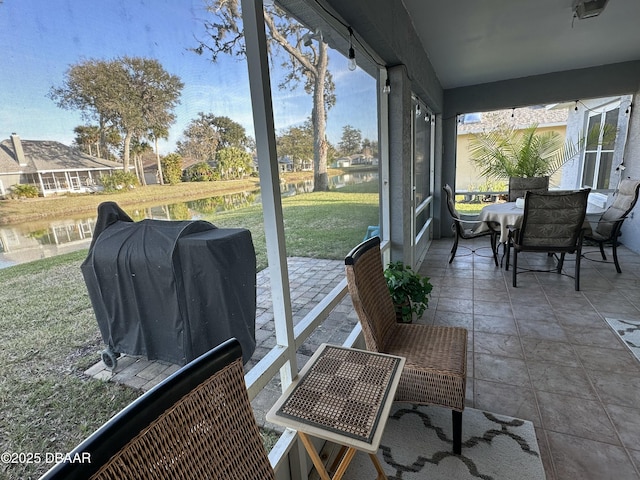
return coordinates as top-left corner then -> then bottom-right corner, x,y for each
278,156 -> 293,172
456,107 -> 569,191
141,152 -> 186,185
0,134 -> 125,197
334,154 -> 379,168
335,156 -> 352,168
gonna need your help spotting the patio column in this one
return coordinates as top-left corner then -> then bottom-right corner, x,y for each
387,65 -> 413,264
241,0 -> 296,387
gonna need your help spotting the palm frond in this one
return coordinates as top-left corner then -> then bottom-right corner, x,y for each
468,122 -> 593,180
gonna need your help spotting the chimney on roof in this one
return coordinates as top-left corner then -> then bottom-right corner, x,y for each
10,133 -> 27,167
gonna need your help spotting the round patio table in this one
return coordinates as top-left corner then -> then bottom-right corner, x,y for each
477,202 -> 523,243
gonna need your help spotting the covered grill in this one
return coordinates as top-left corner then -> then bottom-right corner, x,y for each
81,202 -> 256,368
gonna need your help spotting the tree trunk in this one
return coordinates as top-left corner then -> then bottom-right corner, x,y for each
98,116 -> 106,159
155,137 -> 164,185
137,155 -> 147,186
123,131 -> 132,173
312,42 -> 329,192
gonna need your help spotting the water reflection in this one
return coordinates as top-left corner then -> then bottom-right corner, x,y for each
0,172 -> 377,268
0,190 -> 260,268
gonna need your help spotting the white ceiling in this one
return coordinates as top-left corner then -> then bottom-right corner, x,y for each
401,0 -> 640,89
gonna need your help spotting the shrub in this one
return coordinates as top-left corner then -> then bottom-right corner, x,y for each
184,161 -> 218,182
161,153 -> 184,185
10,184 -> 40,198
100,171 -> 139,192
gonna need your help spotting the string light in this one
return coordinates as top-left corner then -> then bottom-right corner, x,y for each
347,27 -> 356,71
382,77 -> 391,94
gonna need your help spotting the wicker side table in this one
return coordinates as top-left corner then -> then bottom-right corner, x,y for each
267,344 -> 405,480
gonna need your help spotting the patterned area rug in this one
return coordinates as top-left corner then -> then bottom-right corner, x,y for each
345,404 -> 545,480
605,317 -> 640,362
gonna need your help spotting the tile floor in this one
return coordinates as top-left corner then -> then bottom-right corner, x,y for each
87,238 -> 640,479
420,238 -> 640,480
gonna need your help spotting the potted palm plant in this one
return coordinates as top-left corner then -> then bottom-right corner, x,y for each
469,123 -> 615,181
383,261 -> 433,323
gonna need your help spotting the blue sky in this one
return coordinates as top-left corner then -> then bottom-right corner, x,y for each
0,0 -> 378,154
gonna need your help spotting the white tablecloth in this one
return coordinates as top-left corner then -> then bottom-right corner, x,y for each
476,202 -> 523,243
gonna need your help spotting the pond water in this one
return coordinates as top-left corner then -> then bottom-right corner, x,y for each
0,172 -> 377,269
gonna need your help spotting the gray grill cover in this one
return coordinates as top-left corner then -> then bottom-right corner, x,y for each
81,202 -> 256,365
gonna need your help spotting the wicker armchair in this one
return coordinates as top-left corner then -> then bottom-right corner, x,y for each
506,189 -> 590,291
40,338 -> 274,480
345,236 -> 468,454
508,176 -> 549,202
443,184 -> 499,266
584,179 -> 640,273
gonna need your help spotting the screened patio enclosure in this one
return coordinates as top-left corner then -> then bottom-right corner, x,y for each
239,0 -> 640,478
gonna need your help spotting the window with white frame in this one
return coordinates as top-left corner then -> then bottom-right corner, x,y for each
581,103 -> 619,190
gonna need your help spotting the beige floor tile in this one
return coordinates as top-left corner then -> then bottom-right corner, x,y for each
474,331 -> 524,358
474,353 -> 531,387
474,379 -> 541,427
536,391 -> 620,444
605,403 -> 640,451
528,362 -> 599,400
546,431 -> 639,480
521,338 -> 580,367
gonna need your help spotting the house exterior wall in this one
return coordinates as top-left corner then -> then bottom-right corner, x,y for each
456,124 -> 567,192
619,90 -> 640,253
561,95 -> 632,191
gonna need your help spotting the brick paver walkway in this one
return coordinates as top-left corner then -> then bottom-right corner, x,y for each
84,257 -> 358,428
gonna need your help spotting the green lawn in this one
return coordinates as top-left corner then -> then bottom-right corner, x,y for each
0,185 -> 378,479
454,201 -> 491,216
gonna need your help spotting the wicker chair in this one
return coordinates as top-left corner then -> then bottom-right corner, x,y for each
584,179 -> 640,273
40,338 -> 274,480
443,184 -> 499,266
508,176 -> 549,202
345,236 -> 468,454
506,189 -> 590,291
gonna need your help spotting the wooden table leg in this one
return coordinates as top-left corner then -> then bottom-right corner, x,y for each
298,432 -> 379,480
298,432 -> 332,480
328,446 -> 348,476
331,447 -> 357,480
369,453 -> 388,480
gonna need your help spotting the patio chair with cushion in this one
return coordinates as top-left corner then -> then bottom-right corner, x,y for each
506,188 -> 591,291
508,176 -> 549,202
345,236 -> 468,454
443,184 -> 500,266
40,338 -> 274,480
584,178 -> 640,273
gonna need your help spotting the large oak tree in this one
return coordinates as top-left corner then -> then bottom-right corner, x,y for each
176,112 -> 249,162
50,56 -> 183,181
194,0 -> 336,191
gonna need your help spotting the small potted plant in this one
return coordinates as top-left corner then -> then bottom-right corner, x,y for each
383,261 -> 433,323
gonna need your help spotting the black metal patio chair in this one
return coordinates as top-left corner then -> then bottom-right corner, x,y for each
443,184 -> 500,266
584,178 -> 640,273
506,188 -> 590,291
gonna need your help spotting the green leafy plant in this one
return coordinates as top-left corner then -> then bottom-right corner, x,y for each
184,161 -> 218,182
469,123 -> 615,180
161,153 -> 184,185
99,171 -> 139,192
383,261 -> 433,323
10,184 -> 40,198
